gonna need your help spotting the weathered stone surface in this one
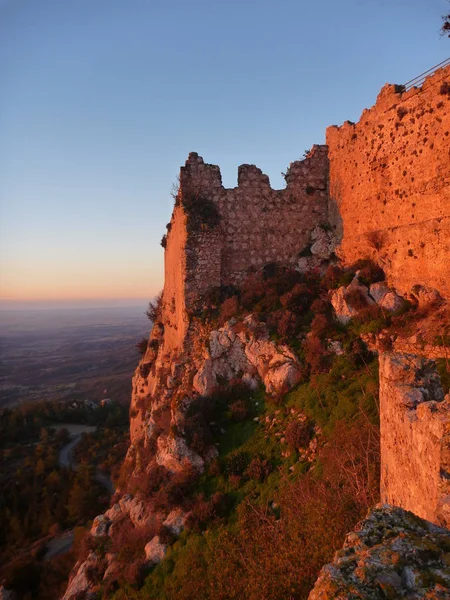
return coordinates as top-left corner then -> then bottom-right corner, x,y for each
61,553 -> 99,600
327,65 -> 450,300
310,226 -> 337,260
332,278 -> 405,323
104,503 -> 122,521
204,318 -> 302,396
156,434 -> 205,473
309,505 -> 450,599
145,536 -> 167,565
90,514 -> 111,537
128,498 -> 147,526
102,553 -> 120,581
193,359 -> 215,395
380,353 -> 450,528
330,278 -> 374,324
103,495 -> 156,531
369,282 -> 404,312
118,494 -> 133,513
163,508 -> 188,536
410,285 -> 443,309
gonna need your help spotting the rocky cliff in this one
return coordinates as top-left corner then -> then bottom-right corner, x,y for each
380,353 -> 450,529
309,504 -> 450,599
62,64 -> 450,600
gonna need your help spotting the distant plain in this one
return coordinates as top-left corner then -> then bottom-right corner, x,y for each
0,306 -> 150,407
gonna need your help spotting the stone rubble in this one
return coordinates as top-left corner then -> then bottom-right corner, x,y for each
331,276 -> 404,324
309,504 -> 450,600
195,316 -> 303,397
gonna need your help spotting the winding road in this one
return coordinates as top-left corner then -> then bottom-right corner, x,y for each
56,423 -> 114,492
44,424 -> 114,560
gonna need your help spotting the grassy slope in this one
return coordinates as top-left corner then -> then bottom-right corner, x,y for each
111,353 -> 379,600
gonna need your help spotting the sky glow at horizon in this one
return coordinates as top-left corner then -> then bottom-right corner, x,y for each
0,0 -> 448,307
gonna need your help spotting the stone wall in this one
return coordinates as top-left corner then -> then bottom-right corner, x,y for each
161,204 -> 190,354
160,146 -> 329,355
379,352 -> 450,528
178,146 -> 328,294
327,65 -> 450,299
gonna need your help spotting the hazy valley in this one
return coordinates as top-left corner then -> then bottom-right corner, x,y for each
0,306 -> 150,408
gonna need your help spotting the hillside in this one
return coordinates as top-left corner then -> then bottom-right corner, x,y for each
34,63 -> 450,600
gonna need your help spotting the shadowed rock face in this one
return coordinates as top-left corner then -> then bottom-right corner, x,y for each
62,553 -> 99,600
309,505 -> 450,600
129,315 -> 303,475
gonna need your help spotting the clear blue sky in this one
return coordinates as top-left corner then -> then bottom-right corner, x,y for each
0,0 -> 448,307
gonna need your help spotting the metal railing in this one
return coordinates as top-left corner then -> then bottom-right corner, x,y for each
403,57 -> 450,91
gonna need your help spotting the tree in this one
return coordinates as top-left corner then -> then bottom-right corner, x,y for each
443,3 -> 450,36
146,291 -> 163,322
136,337 -> 148,355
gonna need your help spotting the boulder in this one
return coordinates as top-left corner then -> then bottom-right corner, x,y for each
61,553 -> 99,600
308,505 -> 450,599
90,514 -> 111,537
369,282 -> 404,312
145,536 -> 167,565
193,359 -> 215,396
156,434 -> 204,473
163,508 -> 187,536
264,359 -> 302,395
241,336 -> 301,395
331,278 -> 375,324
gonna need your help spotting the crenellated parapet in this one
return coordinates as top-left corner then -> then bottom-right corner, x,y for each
161,146 -> 330,355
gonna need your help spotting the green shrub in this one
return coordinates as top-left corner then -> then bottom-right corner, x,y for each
226,452 -> 250,477
182,192 -> 221,231
284,420 -> 312,450
245,457 -> 273,482
136,337 -> 148,355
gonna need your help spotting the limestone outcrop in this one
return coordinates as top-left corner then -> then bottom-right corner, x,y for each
309,504 -> 450,599
331,277 -> 375,324
144,536 -> 167,565
297,225 -> 338,273
330,276 -> 403,324
62,553 -> 99,600
380,353 -> 450,528
197,316 -> 302,396
128,314 -> 303,479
